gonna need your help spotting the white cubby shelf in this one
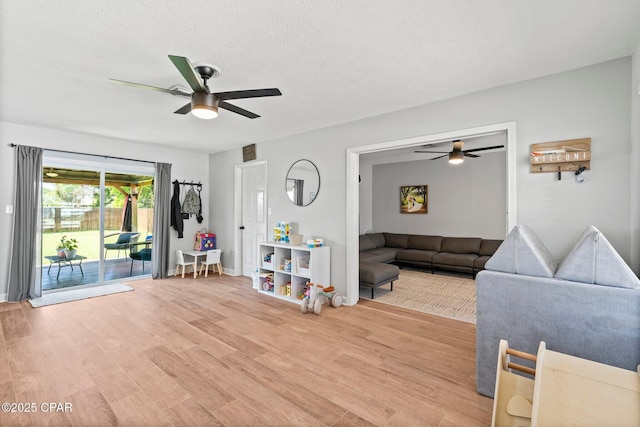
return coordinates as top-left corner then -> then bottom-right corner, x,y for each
258,241 -> 330,305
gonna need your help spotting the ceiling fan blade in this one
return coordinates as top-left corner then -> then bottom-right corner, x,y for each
109,79 -> 190,97
415,150 -> 449,154
174,103 -> 192,115
429,154 -> 449,160
214,88 -> 282,100
218,100 -> 260,119
463,145 -> 505,153
168,55 -> 208,93
464,153 -> 480,158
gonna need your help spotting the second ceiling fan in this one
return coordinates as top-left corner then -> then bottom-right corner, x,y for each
109,55 -> 282,119
415,140 -> 504,164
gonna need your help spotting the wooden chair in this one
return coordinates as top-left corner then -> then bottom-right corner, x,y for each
175,250 -> 197,278
199,249 -> 223,277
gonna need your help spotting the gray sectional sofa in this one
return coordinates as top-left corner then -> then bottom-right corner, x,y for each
476,225 -> 640,398
359,232 -> 503,276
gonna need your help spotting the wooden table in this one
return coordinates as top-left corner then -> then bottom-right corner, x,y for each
45,255 -> 87,280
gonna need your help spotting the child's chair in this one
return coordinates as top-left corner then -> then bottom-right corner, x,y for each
199,249 -> 223,277
175,250 -> 197,278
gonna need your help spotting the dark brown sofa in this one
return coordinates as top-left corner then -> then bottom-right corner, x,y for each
359,232 -> 502,277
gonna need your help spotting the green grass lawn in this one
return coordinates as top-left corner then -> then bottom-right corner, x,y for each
43,230 -> 127,262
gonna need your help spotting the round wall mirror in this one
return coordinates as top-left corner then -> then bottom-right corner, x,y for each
286,159 -> 320,206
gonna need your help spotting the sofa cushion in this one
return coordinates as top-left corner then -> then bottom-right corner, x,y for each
555,225 -> 640,289
383,233 -> 409,249
359,235 -> 376,252
407,235 -> 442,252
396,249 -> 438,264
359,262 -> 400,286
473,256 -> 491,270
358,248 -> 398,264
479,239 -> 503,256
485,225 -> 557,278
367,233 -> 386,248
476,269 -> 640,398
440,237 -> 482,254
432,252 -> 478,269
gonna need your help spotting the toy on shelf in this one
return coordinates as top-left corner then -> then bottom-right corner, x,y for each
262,253 -> 274,269
260,273 -> 274,293
306,238 -> 324,248
300,282 -> 344,315
297,283 -> 309,300
279,282 -> 292,296
273,222 -> 291,242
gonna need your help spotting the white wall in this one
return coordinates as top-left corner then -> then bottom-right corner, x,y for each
0,121 -> 209,299
210,58 -> 636,300
372,151 -> 506,238
358,163 -> 373,233
631,32 -> 640,272
209,149 -> 243,274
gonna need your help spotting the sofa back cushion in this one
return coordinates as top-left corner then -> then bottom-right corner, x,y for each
555,225 -> 640,289
441,237 -> 481,254
479,239 -> 503,256
383,233 -> 409,249
367,233 -> 386,248
485,224 -> 557,277
359,235 -> 376,252
407,235 -> 442,251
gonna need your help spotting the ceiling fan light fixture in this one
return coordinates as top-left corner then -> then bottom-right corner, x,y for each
191,93 -> 219,120
448,151 -> 464,164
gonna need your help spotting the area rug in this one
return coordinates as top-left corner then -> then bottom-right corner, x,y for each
29,283 -> 134,307
359,269 -> 476,323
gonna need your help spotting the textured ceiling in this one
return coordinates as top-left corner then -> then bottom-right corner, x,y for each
1,1 -> 639,154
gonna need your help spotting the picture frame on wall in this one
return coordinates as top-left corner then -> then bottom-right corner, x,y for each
400,185 -> 428,214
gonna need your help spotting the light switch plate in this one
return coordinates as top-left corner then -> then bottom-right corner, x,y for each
6,204 -> 14,214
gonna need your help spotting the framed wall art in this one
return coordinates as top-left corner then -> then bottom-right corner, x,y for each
400,185 -> 428,214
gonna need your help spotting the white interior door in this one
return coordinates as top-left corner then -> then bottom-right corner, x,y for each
240,162 -> 267,276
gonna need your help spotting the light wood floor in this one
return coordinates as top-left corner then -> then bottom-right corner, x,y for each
0,274 -> 493,426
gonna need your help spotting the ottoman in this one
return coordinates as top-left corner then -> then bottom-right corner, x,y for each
359,262 -> 400,299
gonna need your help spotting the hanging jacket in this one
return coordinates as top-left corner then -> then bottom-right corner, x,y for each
170,181 -> 184,238
196,186 -> 203,223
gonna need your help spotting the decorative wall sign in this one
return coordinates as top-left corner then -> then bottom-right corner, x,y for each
400,185 -> 428,214
242,144 -> 257,162
530,138 -> 591,173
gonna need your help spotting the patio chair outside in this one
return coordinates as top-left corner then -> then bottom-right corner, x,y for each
104,232 -> 140,259
129,246 -> 152,275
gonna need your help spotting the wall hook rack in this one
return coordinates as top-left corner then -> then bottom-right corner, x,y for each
173,180 -> 202,189
530,138 -> 591,174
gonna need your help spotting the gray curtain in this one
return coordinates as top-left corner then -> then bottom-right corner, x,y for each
8,145 -> 43,302
152,162 -> 171,279
294,179 -> 304,205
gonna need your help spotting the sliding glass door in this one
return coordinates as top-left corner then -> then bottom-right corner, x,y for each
103,172 -> 154,281
42,152 -> 154,291
42,168 -> 100,290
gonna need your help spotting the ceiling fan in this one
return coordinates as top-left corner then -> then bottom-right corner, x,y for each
109,55 -> 282,119
414,140 -> 504,164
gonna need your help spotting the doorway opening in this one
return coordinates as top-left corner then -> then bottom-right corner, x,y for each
345,122 -> 517,306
